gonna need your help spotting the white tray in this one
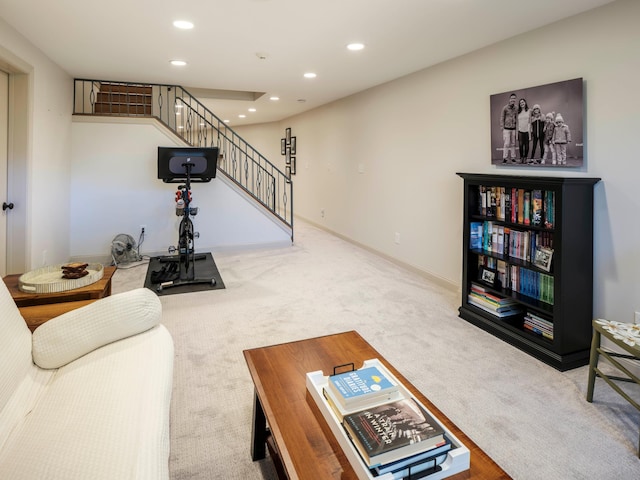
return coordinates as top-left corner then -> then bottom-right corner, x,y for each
19,263 -> 104,294
306,359 -> 470,480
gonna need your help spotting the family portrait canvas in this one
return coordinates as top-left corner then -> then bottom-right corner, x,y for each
490,78 -> 583,167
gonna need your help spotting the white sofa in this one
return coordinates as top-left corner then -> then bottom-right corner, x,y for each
0,280 -> 174,480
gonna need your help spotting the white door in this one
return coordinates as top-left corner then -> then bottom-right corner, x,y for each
0,70 -> 8,276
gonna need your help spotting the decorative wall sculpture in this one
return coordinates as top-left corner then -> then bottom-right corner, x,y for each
281,127 -> 296,178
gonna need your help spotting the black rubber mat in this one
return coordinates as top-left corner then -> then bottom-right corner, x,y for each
144,252 -> 225,296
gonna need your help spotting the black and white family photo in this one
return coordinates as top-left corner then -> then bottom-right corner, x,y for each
490,78 -> 583,168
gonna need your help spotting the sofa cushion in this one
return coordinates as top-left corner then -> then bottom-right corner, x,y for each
0,280 -> 35,414
0,366 -> 53,453
32,288 -> 161,369
0,324 -> 174,480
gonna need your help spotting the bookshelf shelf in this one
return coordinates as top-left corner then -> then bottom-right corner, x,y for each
457,173 -> 600,371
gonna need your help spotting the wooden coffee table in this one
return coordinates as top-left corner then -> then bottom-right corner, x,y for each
3,266 -> 117,331
243,330 -> 511,480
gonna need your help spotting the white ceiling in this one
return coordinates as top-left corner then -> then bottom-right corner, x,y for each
0,0 -> 615,127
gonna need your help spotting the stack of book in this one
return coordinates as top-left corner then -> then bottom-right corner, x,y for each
467,282 -> 522,318
328,366 -> 453,479
306,360 -> 470,480
524,312 -> 554,340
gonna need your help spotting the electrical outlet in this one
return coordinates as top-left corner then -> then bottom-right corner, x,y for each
320,209 -> 325,218
394,232 -> 401,244
635,311 -> 640,324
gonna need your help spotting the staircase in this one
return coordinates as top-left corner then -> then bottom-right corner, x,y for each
73,79 -> 293,240
93,83 -> 152,116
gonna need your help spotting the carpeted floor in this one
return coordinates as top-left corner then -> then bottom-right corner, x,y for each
113,220 -> 640,480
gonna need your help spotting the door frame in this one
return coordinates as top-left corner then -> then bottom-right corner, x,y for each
1,46 -> 31,275
0,70 -> 8,275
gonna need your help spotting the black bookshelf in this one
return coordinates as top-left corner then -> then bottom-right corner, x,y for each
457,173 -> 600,371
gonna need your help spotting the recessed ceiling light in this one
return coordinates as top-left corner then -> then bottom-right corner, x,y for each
347,43 -> 365,51
170,60 -> 187,66
238,114 -> 246,118
177,126 -> 184,130
224,119 -> 230,123
303,72 -> 317,79
248,108 -> 256,112
269,96 -> 280,101
173,20 -> 194,29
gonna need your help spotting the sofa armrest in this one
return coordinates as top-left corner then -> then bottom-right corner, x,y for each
32,288 -> 162,369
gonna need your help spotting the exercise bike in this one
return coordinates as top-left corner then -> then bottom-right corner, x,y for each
155,147 -> 219,292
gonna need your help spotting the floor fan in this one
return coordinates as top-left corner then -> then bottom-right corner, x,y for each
110,233 -> 141,265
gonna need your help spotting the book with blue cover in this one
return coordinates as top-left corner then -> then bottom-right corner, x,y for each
470,222 -> 483,250
328,366 -> 398,409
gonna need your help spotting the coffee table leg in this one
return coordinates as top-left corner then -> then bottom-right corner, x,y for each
251,390 -> 267,460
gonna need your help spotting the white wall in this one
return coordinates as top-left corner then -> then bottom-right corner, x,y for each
238,0 -> 640,323
238,123 -> 283,167
70,119 -> 291,260
0,17 -> 72,269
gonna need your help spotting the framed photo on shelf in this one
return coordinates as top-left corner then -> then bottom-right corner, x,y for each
478,266 -> 499,288
533,246 -> 554,272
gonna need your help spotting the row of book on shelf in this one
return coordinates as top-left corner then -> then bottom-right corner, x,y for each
470,221 -> 554,267
477,185 -> 555,229
468,282 -> 554,340
307,361 -> 469,479
478,256 -> 554,305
